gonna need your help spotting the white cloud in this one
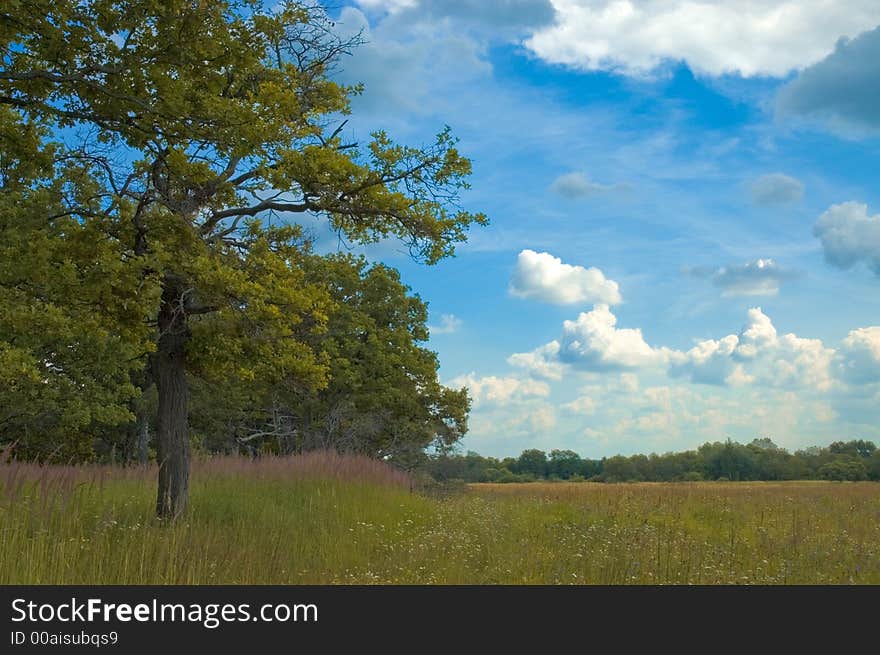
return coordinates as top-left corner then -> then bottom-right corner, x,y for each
507,341 -> 565,380
576,373 -> 640,399
736,307 -> 778,358
689,258 -> 796,297
640,386 -> 681,412
429,313 -> 463,334
838,326 -> 880,384
750,173 -> 804,207
813,201 -> 880,275
561,395 -> 596,415
672,334 -> 739,385
510,306 -> 841,394
550,171 -> 619,198
777,26 -> 880,135
558,304 -> 670,370
725,364 -> 755,387
525,1 -> 879,77
613,411 -> 676,435
509,249 -> 622,305
671,308 -> 835,390
465,400 -> 559,445
447,372 -> 550,406
773,333 -> 835,391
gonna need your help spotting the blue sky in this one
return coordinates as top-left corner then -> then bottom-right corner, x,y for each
311,1 -> 880,458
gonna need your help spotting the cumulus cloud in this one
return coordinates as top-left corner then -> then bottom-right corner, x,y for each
429,314 -> 463,334
750,173 -> 805,207
670,308 -> 835,390
447,372 -> 550,406
777,25 -> 880,135
509,250 -> 622,305
613,410 -> 677,435
550,171 -> 620,198
465,400 -> 560,446
524,1 -> 879,77
689,259 -> 796,297
465,311 -> 880,450
557,304 -> 670,370
813,202 -> 880,275
670,334 -> 740,385
561,395 -> 596,415
509,306 -> 849,393
510,306 -> 668,377
725,365 -> 755,387
736,307 -> 778,358
773,333 -> 836,390
507,341 -> 565,380
838,327 -> 880,384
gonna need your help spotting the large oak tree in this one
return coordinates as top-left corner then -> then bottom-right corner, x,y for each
1,0 -> 485,517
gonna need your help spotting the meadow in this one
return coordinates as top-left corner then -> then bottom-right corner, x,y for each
2,453 -> 879,585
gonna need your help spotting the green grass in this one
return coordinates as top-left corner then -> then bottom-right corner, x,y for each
2,456 -> 879,584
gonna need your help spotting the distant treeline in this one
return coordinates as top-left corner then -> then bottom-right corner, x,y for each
424,439 -> 880,483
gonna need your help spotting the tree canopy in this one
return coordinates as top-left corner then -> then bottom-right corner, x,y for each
189,253 -> 470,469
1,0 -> 485,516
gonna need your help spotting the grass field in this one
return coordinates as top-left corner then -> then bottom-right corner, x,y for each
2,453 -> 879,584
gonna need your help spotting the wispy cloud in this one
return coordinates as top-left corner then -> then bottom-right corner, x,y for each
686,259 -> 798,297
429,314 -> 463,335
749,173 -> 804,207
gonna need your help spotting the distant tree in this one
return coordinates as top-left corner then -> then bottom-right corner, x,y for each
700,440 -> 756,481
418,439 -> 880,485
514,449 -> 548,478
818,456 -> 868,481
579,458 -> 602,479
548,449 -> 582,479
600,455 -> 641,483
500,457 -> 518,472
829,440 -> 877,458
749,437 -> 780,451
868,450 -> 880,482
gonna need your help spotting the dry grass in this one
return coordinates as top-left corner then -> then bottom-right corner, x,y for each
1,457 -> 878,584
466,481 -> 880,583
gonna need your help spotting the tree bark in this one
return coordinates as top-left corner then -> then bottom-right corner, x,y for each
154,281 -> 190,519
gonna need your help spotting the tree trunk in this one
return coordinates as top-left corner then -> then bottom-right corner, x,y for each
154,281 -> 190,519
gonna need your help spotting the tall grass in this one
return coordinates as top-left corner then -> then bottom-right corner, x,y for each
1,455 -> 878,584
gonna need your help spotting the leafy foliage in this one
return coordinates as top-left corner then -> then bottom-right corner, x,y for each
0,107 -> 155,459
190,253 -> 469,469
1,0 -> 484,490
